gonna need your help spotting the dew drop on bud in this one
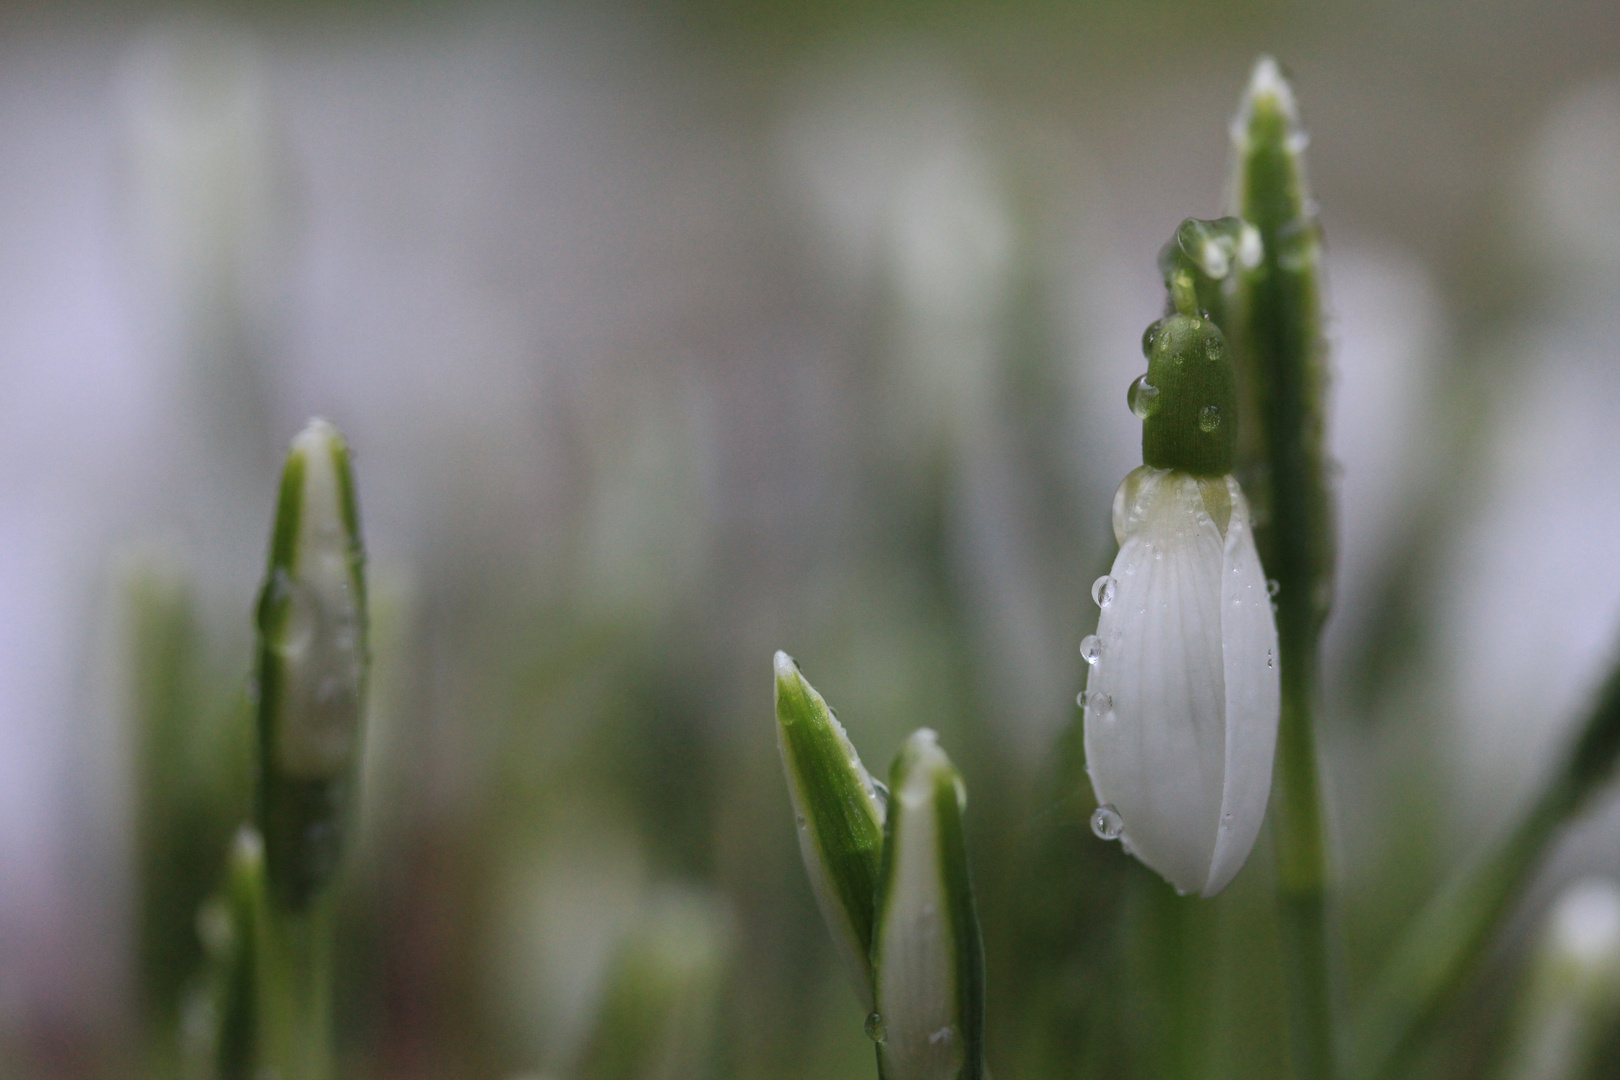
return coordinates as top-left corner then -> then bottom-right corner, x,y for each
870,778 -> 890,816
1091,804 -> 1124,841
1127,375 -> 1160,419
1198,404 -> 1222,432
1079,635 -> 1103,665
1267,579 -> 1281,597
865,1012 -> 886,1043
1141,320 -> 1163,357
1091,575 -> 1117,608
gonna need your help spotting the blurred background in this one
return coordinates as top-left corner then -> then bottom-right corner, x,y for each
2,1 -> 1620,1077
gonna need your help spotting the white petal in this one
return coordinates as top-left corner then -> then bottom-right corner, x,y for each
1084,468 -> 1279,897
1205,476 -> 1280,896
1086,468 -> 1227,895
875,730 -> 965,1080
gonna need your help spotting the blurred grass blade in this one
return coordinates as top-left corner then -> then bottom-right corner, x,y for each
1228,55 -> 1338,1080
180,827 -> 264,1080
251,418 -> 369,1080
254,417 -> 369,911
774,650 -> 887,1010
1490,878 -> 1620,1080
1353,652 -> 1620,1080
872,729 -> 986,1080
575,887 -> 731,1080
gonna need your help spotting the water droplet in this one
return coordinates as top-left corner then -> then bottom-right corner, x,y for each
1189,318 -> 1202,330
870,778 -> 890,816
1141,320 -> 1164,357
1127,375 -> 1160,419
1079,635 -> 1103,665
1091,575 -> 1117,608
271,572 -> 318,659
1198,404 -> 1222,432
865,1012 -> 886,1043
1267,649 -> 1274,669
1091,804 -> 1124,841
1076,692 -> 1087,710
1088,692 -> 1113,714
1266,579 -> 1281,597
928,1026 -> 955,1048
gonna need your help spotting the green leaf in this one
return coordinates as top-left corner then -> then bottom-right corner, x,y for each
775,650 -> 887,1010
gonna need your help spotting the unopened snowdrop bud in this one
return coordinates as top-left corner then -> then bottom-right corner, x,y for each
1085,275 -> 1280,897
774,651 -> 886,1009
1493,878 -> 1620,1080
871,730 -> 986,1080
254,419 -> 368,910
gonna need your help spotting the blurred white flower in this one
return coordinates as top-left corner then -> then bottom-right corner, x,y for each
1083,466 -> 1279,896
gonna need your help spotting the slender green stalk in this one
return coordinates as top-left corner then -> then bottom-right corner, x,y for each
255,904 -> 334,1080
250,419 -> 369,1080
1228,57 -> 1337,1080
1352,653 -> 1620,1080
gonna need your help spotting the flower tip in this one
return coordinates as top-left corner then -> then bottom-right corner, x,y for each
1232,55 -> 1304,152
773,649 -> 798,683
1245,55 -> 1296,114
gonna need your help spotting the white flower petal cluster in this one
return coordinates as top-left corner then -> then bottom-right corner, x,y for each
1083,465 -> 1279,896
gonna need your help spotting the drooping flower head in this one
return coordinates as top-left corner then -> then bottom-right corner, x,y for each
1082,249 -> 1280,897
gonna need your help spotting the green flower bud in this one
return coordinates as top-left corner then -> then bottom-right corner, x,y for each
774,651 -> 887,1009
871,730 -> 986,1080
253,418 -> 368,911
1138,311 -> 1239,477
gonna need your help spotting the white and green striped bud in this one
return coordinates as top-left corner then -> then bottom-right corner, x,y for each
871,730 -> 986,1080
774,650 -> 887,1009
254,419 -> 368,911
1492,878 -> 1620,1080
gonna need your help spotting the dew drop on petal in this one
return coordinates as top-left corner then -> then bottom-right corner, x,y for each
1267,649 -> 1274,669
1079,635 -> 1103,665
1199,404 -> 1222,432
865,1012 -> 886,1043
1128,375 -> 1161,419
1267,579 -> 1281,597
1091,804 -> 1124,841
1091,575 -> 1117,608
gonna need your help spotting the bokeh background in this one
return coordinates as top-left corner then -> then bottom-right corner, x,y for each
3,1 -> 1620,1077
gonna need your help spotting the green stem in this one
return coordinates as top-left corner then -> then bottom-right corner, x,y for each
1352,654 -> 1620,1080
1229,57 -> 1337,1080
1273,653 -> 1334,1080
255,900 -> 333,1080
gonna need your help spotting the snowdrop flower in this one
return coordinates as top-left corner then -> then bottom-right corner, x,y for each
1083,300 -> 1280,897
